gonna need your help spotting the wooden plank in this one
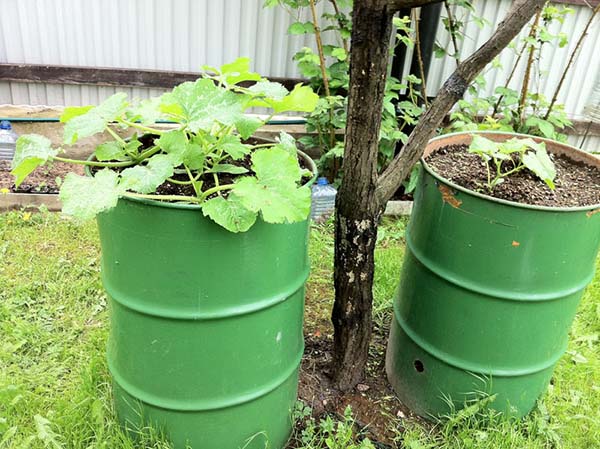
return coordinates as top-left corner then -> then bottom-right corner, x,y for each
0,193 -> 61,211
0,64 -> 306,90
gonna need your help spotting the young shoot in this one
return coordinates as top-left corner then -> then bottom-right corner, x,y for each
468,135 -> 557,192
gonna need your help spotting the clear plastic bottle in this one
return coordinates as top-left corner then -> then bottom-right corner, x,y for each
310,177 -> 337,222
0,120 -> 18,161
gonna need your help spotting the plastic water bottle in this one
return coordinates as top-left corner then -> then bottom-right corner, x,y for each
311,177 -> 337,222
0,120 -> 18,161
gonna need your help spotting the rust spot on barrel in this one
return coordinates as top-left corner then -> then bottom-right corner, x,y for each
438,184 -> 462,209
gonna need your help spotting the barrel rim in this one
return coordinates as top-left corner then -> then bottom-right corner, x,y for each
421,131 -> 600,213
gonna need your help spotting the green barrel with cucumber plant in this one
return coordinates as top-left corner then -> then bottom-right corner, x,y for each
11,58 -> 319,449
386,131 -> 600,418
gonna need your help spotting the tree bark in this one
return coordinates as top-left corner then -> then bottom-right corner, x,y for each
331,0 -> 394,390
332,0 -> 546,391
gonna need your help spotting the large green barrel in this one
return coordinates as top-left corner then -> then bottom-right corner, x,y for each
386,131 -> 600,418
97,194 -> 311,448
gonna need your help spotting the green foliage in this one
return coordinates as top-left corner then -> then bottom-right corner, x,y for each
267,1 -> 423,184
468,135 -> 556,191
292,403 -> 375,449
10,58 -> 319,232
10,135 -> 57,187
446,3 -> 574,141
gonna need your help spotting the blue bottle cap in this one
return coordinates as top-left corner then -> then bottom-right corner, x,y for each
0,121 -> 11,130
317,177 -> 329,186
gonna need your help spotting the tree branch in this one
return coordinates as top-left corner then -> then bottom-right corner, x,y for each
376,0 -> 546,204
388,0 -> 443,11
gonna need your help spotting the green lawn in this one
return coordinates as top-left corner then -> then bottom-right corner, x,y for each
0,210 -> 598,449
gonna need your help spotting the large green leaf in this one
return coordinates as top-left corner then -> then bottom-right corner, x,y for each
219,134 -> 251,160
11,134 -> 58,187
219,57 -> 262,85
120,154 -> 174,194
262,84 -> 319,113
60,106 -> 93,123
59,170 -> 122,221
522,146 -> 556,190
206,164 -> 248,175
127,97 -> 163,124
160,79 -> 249,133
232,147 -> 310,223
234,176 -> 311,223
201,193 -> 257,232
251,146 -> 304,183
248,81 -> 289,100
235,115 -> 263,140
156,130 -> 188,165
63,93 -> 129,144
157,130 -> 206,169
95,141 -> 129,161
273,131 -> 297,156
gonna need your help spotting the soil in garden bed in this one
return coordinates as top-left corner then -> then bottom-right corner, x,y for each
425,144 -> 600,207
292,322 -> 416,448
0,160 -> 85,194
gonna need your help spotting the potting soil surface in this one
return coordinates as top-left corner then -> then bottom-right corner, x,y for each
0,160 -> 84,194
426,144 -> 600,207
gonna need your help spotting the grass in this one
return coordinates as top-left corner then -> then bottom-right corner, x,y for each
0,210 -> 599,448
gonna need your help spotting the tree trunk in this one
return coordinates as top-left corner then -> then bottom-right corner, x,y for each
331,0 -> 546,391
331,0 -> 394,391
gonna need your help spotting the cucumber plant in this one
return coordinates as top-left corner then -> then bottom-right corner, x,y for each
468,134 -> 557,191
10,58 -> 319,232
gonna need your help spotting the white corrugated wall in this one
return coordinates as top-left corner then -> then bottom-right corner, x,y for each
0,0 -> 598,123
0,0 -> 337,105
427,0 -> 600,120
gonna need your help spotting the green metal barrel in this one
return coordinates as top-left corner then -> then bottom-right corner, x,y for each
386,131 -> 600,418
97,195 -> 311,449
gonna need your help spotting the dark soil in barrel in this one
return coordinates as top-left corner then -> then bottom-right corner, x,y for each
425,144 -> 600,207
0,160 -> 84,194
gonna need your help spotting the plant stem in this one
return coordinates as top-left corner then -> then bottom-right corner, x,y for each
199,184 -> 234,201
105,126 -> 126,146
545,3 -> 600,120
413,9 -> 429,107
53,156 -> 135,168
518,10 -> 541,121
309,0 -> 331,99
309,0 -> 336,150
119,119 -> 165,136
492,41 -> 527,116
443,1 -> 460,64
138,145 -> 161,160
185,165 -> 201,196
328,0 -> 349,54
167,177 -> 194,185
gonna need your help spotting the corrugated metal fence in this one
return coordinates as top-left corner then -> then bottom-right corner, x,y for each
0,0 -> 598,123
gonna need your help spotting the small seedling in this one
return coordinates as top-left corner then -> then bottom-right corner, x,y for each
468,135 -> 556,192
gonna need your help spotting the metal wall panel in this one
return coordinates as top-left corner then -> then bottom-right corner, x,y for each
0,0 -> 598,126
427,0 -> 600,119
0,0 -> 335,105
